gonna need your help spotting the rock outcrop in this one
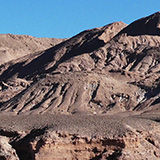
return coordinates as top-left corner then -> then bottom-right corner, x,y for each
0,136 -> 19,160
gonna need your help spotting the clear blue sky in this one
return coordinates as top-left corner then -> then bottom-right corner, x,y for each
0,0 -> 159,38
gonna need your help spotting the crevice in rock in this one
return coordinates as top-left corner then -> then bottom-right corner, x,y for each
90,54 -> 100,64
60,83 -> 68,95
0,129 -> 19,137
102,139 -> 125,148
129,52 -> 147,71
145,137 -> 155,146
34,138 -> 45,153
107,150 -> 122,160
91,82 -> 100,100
29,83 -> 59,111
10,128 -> 47,160
11,142 -> 35,160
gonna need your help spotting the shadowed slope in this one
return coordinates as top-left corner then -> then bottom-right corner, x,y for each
0,22 -> 127,81
119,11 -> 160,36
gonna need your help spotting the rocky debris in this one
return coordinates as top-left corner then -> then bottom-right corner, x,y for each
0,136 -> 19,160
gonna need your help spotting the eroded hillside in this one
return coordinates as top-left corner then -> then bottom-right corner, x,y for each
0,12 -> 160,160
0,34 -> 66,65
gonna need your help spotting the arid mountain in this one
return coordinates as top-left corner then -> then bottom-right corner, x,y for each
0,34 -> 66,65
0,21 -> 128,114
0,14 -> 160,115
0,12 -> 160,160
119,11 -> 160,36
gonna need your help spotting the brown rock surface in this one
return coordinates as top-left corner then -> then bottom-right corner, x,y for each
0,12 -> 160,159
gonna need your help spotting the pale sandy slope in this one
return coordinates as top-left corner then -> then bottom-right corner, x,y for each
0,34 -> 66,65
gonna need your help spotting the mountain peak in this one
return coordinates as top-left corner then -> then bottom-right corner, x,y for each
119,11 -> 160,36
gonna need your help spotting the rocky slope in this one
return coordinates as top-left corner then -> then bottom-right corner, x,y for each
0,34 -> 66,65
0,12 -> 160,160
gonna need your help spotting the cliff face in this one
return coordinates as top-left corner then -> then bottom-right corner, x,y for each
0,114 -> 160,160
0,12 -> 160,160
